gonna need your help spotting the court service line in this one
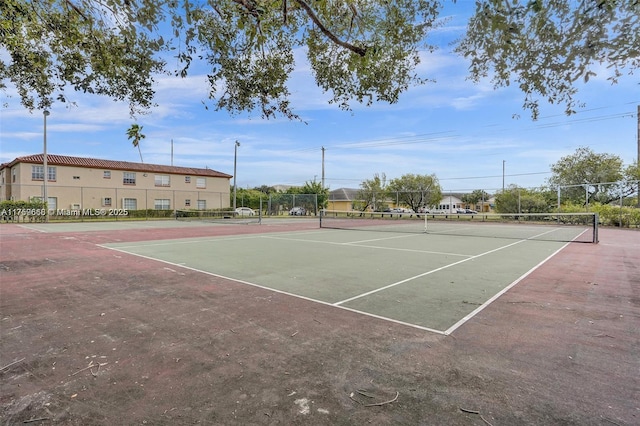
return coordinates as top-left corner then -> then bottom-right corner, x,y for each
333,227 -> 562,306
260,234 -> 471,257
99,244 -> 447,334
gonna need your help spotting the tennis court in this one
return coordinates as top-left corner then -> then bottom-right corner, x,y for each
101,213 -> 591,334
2,216 -> 638,425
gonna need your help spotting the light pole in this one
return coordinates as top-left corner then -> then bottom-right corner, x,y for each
233,140 -> 240,211
43,110 -> 50,222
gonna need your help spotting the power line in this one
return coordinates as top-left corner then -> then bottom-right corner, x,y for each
287,104 -> 638,153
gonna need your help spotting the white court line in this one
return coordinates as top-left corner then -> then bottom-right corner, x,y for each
17,224 -> 49,233
444,240 -> 572,335
107,233 -> 276,249
333,227 -> 562,306
98,226 -> 567,335
98,244 -> 446,334
260,234 -> 471,257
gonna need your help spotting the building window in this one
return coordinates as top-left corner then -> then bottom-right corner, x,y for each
196,177 -> 206,188
103,197 -> 112,207
185,176 -> 191,184
185,199 -> 191,207
155,175 -> 170,187
47,197 -> 57,211
12,169 -> 17,183
123,198 -> 137,210
123,172 -> 136,185
73,176 -> 80,180
104,171 -> 111,179
154,199 -> 170,210
32,165 -> 44,180
197,200 -> 206,210
47,167 -> 56,181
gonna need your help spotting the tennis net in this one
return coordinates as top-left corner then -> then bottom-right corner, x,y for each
175,209 -> 261,224
319,210 -> 598,243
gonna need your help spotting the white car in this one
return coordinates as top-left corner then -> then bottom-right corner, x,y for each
289,207 -> 306,216
235,207 -> 255,216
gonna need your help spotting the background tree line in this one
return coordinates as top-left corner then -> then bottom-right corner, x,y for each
354,147 -> 639,214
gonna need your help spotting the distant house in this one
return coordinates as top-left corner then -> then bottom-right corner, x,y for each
433,193 -> 494,213
0,154 -> 232,213
327,188 -> 361,211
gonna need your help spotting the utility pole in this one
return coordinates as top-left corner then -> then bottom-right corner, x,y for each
637,105 -> 639,207
43,110 -> 50,222
321,146 -> 325,189
233,140 -> 240,211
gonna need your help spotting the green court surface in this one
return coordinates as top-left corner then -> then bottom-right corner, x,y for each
102,227 -> 574,334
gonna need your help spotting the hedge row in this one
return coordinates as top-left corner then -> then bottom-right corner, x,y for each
558,203 -> 640,228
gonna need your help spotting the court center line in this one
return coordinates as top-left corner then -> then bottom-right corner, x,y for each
333,227 -> 562,306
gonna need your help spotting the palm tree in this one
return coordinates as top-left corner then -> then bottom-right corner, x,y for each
126,124 -> 145,163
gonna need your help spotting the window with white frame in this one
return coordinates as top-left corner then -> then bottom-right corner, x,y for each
196,177 -> 206,188
47,197 -> 57,211
185,176 -> 191,184
103,197 -> 112,207
197,200 -> 206,210
47,167 -> 56,181
32,165 -> 44,180
185,199 -> 191,207
154,175 -> 170,187
103,170 -> 111,179
123,198 -> 137,210
123,172 -> 136,185
154,199 -> 170,210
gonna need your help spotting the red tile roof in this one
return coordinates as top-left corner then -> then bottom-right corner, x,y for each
2,154 -> 232,178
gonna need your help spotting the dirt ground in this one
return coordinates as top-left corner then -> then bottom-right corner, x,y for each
1,223 -> 638,425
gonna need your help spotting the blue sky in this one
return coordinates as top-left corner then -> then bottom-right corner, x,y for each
1,2 -> 638,194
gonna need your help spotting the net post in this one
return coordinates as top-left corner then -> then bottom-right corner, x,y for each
258,197 -> 262,224
593,212 -> 599,243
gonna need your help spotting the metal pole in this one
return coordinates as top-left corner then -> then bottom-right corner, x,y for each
502,160 -> 505,192
233,140 -> 240,211
585,184 -> 589,211
43,110 -> 50,222
321,146 -> 325,189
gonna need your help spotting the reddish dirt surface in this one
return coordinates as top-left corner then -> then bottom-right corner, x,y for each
1,222 -> 638,425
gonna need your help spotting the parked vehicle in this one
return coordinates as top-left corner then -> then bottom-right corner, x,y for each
390,207 -> 414,215
235,207 -> 255,216
464,209 -> 478,214
289,207 -> 306,216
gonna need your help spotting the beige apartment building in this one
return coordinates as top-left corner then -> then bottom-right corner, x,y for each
0,154 -> 232,214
